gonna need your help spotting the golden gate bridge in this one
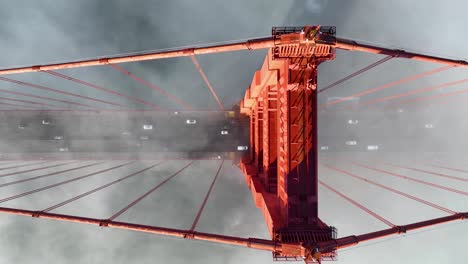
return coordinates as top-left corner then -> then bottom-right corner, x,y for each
0,25 -> 466,263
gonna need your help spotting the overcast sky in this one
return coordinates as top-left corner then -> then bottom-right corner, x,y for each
0,0 -> 467,264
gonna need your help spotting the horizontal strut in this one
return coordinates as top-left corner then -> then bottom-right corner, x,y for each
0,32 -> 466,76
0,206 -> 464,258
335,38 -> 468,67
0,37 -> 277,75
0,206 -> 284,253
317,212 -> 468,253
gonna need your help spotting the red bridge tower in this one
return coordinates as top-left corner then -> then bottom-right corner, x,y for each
239,26 -> 337,262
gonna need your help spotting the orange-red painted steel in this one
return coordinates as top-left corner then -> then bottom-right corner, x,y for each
335,38 -> 468,67
0,25 -> 467,262
0,109 -> 229,114
239,27 -> 339,262
0,206 -> 464,257
0,206 -> 285,253
317,212 -> 467,253
0,35 -> 466,76
0,37 -> 277,75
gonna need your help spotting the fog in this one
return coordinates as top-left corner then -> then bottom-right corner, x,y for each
0,1 -> 467,264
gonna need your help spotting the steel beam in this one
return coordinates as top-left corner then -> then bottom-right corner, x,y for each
0,206 -> 297,254
336,37 -> 468,66
317,212 -> 468,254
